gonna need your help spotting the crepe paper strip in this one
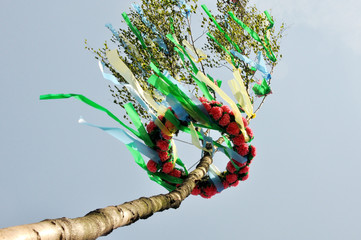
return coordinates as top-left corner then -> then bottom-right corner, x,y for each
153,36 -> 170,54
189,122 -> 204,150
98,61 -> 119,85
201,5 -> 242,54
206,32 -> 237,67
155,172 -> 183,184
253,79 -> 271,97
192,75 -> 214,101
124,103 -> 154,147
164,70 -> 214,125
165,94 -> 190,122
79,117 -> 161,164
231,50 -> 271,81
230,50 -> 256,68
208,164 -> 224,192
195,71 -> 250,142
217,147 -> 248,165
223,136 -> 233,149
106,49 -> 168,116
105,23 -> 122,43
176,158 -> 188,175
40,93 -> 142,138
264,11 -> 274,30
228,11 -> 277,62
149,64 -> 210,125
177,0 -> 191,18
182,40 -> 207,63
170,17 -> 175,34
80,117 -> 180,189
166,34 -> 198,74
217,80 -> 222,88
170,139 -> 179,166
256,51 -> 271,81
124,84 -> 155,117
230,69 -> 254,117
132,4 -> 158,34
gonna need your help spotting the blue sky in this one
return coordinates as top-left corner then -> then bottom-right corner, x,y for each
1,0 -> 360,239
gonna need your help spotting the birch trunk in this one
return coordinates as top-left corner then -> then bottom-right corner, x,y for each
0,153 -> 213,240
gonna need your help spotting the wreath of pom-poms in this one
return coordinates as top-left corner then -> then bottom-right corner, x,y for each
146,97 -> 256,199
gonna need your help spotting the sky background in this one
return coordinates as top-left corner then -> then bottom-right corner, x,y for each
1,0 -> 361,239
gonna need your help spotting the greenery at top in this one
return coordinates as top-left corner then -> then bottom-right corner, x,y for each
85,0 -> 285,121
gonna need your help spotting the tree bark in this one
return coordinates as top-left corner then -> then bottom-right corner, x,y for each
0,153 -> 213,240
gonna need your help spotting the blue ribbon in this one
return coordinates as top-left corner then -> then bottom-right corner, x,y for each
98,61 -> 119,85
105,23 -> 126,47
165,94 -> 190,122
208,165 -> 224,192
177,0 -> 191,18
230,50 -> 271,81
163,70 -> 211,121
132,4 -> 170,54
79,117 -> 161,164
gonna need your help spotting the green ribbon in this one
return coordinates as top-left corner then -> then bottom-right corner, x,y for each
122,12 -> 158,66
206,32 -> 237,67
201,4 -> 242,54
126,145 -> 176,191
124,103 -> 154,147
252,79 -> 271,96
40,94 -> 141,138
228,11 -> 277,62
191,74 -> 214,101
166,34 -> 198,74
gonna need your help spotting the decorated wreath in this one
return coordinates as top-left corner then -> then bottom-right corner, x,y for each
40,1 -> 279,199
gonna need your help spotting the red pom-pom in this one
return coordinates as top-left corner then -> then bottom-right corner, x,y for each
210,106 -> 223,120
221,105 -> 232,114
200,192 -> 211,199
191,186 -> 201,195
146,121 -> 157,133
238,166 -> 250,174
204,185 -> 217,197
236,143 -> 249,156
226,173 -> 238,184
219,114 -> 230,127
226,122 -> 240,135
210,100 -> 221,106
169,169 -> 182,178
250,145 -> 256,157
226,161 -> 237,173
246,126 -> 253,139
242,117 -> 248,127
158,115 -> 164,121
202,102 -> 212,112
232,134 -> 245,145
161,131 -> 172,140
230,180 -> 239,187
233,159 -> 246,168
158,151 -> 170,162
157,140 -> 169,151
162,162 -> 174,174
199,97 -> 208,103
222,181 -> 230,189
147,160 -> 158,173
241,174 -> 249,181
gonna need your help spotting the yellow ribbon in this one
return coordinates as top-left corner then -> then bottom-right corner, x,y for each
106,49 -> 168,116
228,69 -> 254,118
182,40 -> 207,63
